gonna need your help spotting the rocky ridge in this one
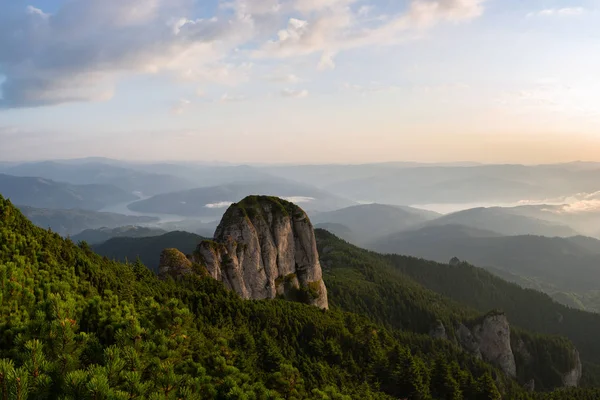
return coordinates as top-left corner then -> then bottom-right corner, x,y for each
160,196 -> 328,309
432,311 -> 583,388
456,311 -> 517,378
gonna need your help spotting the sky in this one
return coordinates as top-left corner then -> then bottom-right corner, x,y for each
1,0 -> 600,163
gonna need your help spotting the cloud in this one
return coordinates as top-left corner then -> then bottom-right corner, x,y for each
220,93 -> 248,103
254,0 -> 488,62
519,192 -> 600,215
343,82 -> 399,95
205,201 -> 234,209
171,99 -> 192,115
264,73 -> 302,83
281,88 -> 309,98
552,192 -> 600,214
282,196 -> 315,203
0,0 -> 489,108
0,0 -> 253,108
528,7 -> 585,17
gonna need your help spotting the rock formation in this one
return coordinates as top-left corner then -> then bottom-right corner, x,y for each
457,311 -> 517,378
429,320 -> 448,340
562,349 -> 583,387
159,248 -> 194,278
192,196 -> 329,309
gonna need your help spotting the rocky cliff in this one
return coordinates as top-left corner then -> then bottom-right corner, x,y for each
158,248 -> 194,278
562,349 -> 582,387
456,311 -> 517,378
189,196 -> 328,309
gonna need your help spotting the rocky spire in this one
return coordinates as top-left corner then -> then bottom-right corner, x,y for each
193,196 -> 329,309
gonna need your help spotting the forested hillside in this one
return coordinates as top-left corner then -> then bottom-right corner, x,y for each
2,195 -> 600,399
92,231 -> 204,271
316,230 -> 586,390
18,206 -> 159,237
0,174 -> 137,210
0,195 -> 521,399
369,226 -> 600,311
316,230 -> 600,387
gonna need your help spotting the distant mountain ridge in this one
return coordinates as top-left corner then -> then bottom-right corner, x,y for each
3,161 -> 194,196
422,207 -> 578,237
312,203 -> 440,245
128,180 -> 355,217
369,224 -> 600,311
18,205 -> 159,236
93,231 -> 205,270
0,174 -> 137,211
263,163 -> 600,208
72,225 -> 167,245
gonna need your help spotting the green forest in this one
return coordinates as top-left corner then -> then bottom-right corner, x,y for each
2,195 -> 600,399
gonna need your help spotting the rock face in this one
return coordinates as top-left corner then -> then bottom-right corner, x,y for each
562,349 -> 583,387
457,312 -> 517,378
193,196 -> 329,309
429,320 -> 448,340
159,248 -> 193,278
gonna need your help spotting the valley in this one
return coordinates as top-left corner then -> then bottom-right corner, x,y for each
2,159 -> 600,399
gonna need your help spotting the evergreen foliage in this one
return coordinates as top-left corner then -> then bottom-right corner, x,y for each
0,196 -> 597,399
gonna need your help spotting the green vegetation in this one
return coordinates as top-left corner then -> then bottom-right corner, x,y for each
226,196 -> 303,226
17,206 -> 159,237
330,224 -> 600,387
315,229 -> 588,390
370,225 -> 600,312
3,195 -> 600,399
92,231 -> 204,272
0,195 -> 519,399
0,173 -> 137,211
72,226 -> 167,245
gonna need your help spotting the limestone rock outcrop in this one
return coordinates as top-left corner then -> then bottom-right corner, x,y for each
159,248 -> 194,279
429,320 -> 448,340
562,349 -> 583,387
192,196 -> 328,309
457,312 -> 517,378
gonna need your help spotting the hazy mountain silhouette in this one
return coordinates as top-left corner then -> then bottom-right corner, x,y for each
18,205 -> 158,236
72,226 -> 167,245
0,174 -> 137,211
370,224 -> 600,311
128,180 -> 355,217
312,203 -> 440,245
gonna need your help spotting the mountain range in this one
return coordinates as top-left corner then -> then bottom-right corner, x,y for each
369,224 -> 600,312
5,193 -> 600,397
128,180 -> 355,217
71,225 -> 167,245
312,203 -> 441,245
18,205 -> 159,236
2,161 -> 194,196
0,174 -> 137,210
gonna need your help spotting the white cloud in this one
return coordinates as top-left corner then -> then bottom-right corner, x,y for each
528,7 -> 585,17
205,201 -> 234,209
281,88 -> 309,98
0,0 -> 254,108
343,82 -> 399,95
264,72 -> 302,83
26,6 -> 49,18
551,192 -> 600,214
0,0 -> 489,108
318,51 -> 337,70
519,192 -> 600,215
171,99 -> 191,115
220,93 -> 248,103
358,6 -> 373,16
282,196 -> 315,203
255,0 -> 488,62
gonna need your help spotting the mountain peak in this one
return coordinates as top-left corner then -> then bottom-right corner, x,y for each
194,196 -> 329,309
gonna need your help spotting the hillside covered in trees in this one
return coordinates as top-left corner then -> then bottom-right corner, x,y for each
2,194 -> 600,399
